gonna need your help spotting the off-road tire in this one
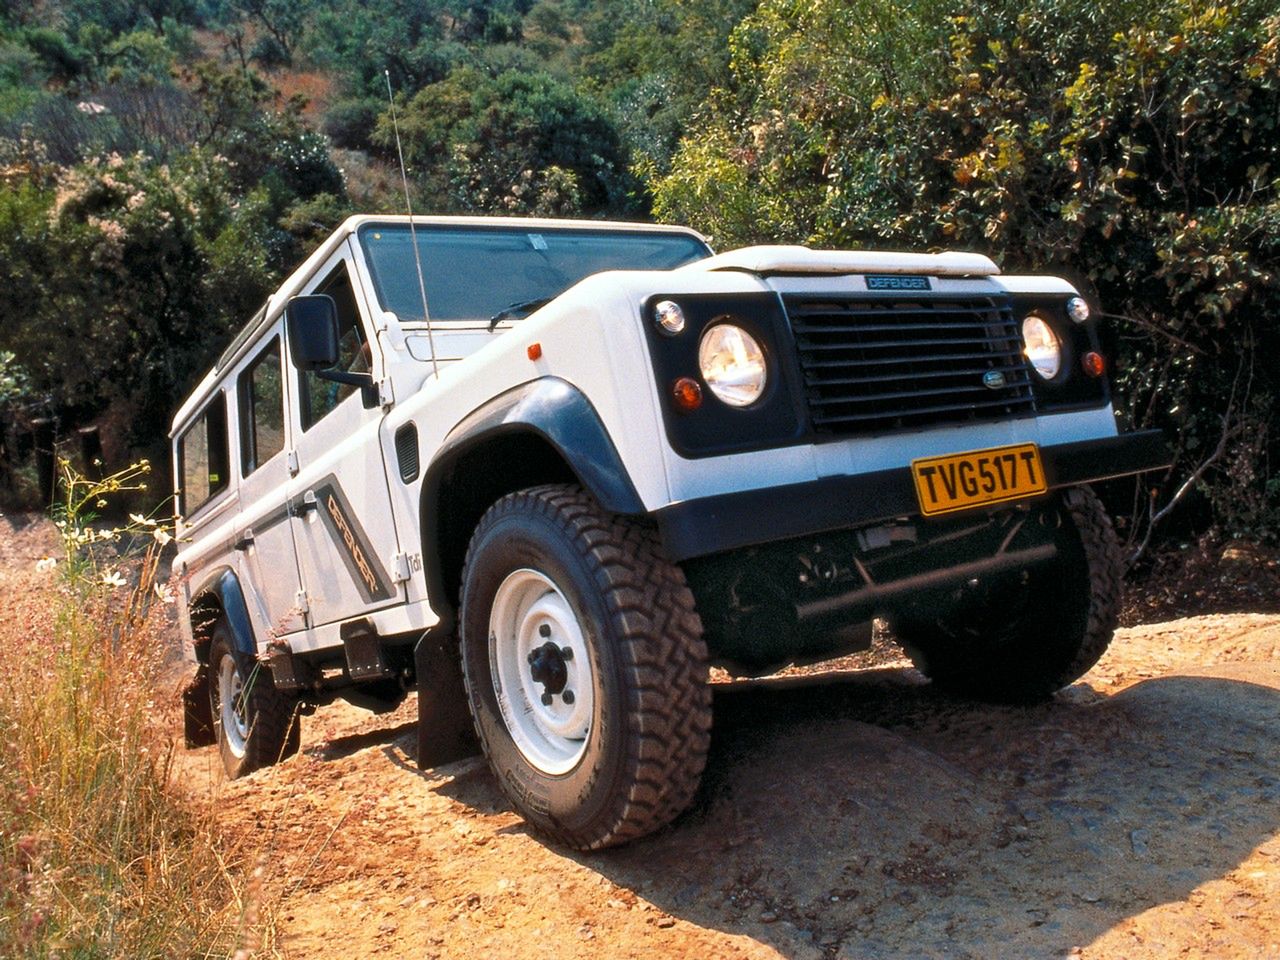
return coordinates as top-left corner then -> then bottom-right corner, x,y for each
892,487 -> 1122,703
459,484 -> 712,850
209,623 -> 301,778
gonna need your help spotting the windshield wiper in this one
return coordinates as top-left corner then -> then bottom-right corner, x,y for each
487,297 -> 553,332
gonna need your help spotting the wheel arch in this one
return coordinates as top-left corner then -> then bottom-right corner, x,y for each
188,568 -> 256,661
419,378 -> 646,627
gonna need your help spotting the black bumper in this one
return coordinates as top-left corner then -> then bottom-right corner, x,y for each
653,429 -> 1170,562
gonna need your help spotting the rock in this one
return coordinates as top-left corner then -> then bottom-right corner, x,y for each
760,910 -> 778,923
1130,828 -> 1152,856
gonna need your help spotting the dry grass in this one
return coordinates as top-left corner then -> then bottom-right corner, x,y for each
0,464 -> 275,958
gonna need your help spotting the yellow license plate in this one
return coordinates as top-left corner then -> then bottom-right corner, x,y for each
911,443 -> 1047,516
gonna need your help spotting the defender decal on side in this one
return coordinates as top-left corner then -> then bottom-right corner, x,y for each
306,476 -> 395,602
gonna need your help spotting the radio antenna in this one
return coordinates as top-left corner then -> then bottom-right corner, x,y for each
384,69 -> 439,378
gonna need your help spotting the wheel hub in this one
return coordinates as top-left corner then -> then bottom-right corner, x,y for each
527,637 -> 572,699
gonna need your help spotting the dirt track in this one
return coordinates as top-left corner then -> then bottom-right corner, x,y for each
187,613 -> 1280,959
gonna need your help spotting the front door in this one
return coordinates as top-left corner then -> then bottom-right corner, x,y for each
286,246 -> 403,629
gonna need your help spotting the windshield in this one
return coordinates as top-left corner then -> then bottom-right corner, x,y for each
358,223 -> 711,323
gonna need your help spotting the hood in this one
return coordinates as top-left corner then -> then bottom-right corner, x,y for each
682,245 -> 1000,277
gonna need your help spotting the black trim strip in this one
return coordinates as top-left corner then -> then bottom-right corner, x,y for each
654,430 -> 1170,562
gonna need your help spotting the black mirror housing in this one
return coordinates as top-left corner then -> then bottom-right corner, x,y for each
286,295 -> 340,371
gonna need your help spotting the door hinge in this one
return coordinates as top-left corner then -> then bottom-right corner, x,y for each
391,552 -> 420,585
378,378 -> 394,409
287,450 -> 300,477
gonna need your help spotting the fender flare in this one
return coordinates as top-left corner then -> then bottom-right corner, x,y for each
419,377 -> 646,620
190,568 -> 257,659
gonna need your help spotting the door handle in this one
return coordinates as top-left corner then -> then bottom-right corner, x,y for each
233,530 -> 255,552
291,490 -> 319,518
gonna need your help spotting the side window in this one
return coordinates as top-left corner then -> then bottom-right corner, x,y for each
178,394 -> 229,517
239,336 -> 285,476
300,262 -> 368,430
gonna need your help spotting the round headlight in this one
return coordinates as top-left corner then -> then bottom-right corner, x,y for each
1066,296 -> 1090,323
1022,315 -> 1062,380
698,324 -> 767,407
653,300 -> 686,335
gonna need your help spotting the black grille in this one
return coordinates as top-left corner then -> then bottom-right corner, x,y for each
783,295 -> 1036,436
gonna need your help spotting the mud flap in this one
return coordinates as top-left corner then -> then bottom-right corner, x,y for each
182,667 -> 216,748
414,632 -> 479,769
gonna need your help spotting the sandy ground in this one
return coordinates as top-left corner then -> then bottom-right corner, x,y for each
7,514 -> 1277,959
206,619 -> 1280,959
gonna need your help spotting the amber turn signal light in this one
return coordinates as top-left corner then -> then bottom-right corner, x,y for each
527,342 -> 543,361
672,377 -> 703,413
1082,351 -> 1106,377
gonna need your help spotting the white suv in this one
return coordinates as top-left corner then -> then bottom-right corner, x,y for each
172,215 -> 1168,849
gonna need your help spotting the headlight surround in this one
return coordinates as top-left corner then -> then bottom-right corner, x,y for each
698,323 -> 768,407
1022,314 -> 1062,381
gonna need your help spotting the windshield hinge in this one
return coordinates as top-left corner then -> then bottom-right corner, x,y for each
294,589 -> 310,616
379,378 -> 394,409
287,450 -> 300,477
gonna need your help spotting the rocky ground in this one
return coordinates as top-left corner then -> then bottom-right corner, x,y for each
6,513 -> 1277,959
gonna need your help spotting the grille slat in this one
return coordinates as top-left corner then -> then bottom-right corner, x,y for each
812,395 -> 1034,425
783,295 -> 1036,436
807,363 -> 1031,388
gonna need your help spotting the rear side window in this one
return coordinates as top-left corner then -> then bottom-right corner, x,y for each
239,337 -> 285,475
178,395 -> 230,517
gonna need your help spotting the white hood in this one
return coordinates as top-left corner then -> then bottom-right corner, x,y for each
683,245 -> 1000,277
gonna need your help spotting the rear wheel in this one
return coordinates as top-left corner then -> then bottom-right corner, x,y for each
209,623 -> 300,777
459,484 -> 712,850
891,487 -> 1122,703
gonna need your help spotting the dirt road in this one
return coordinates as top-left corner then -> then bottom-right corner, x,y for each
189,613 -> 1280,960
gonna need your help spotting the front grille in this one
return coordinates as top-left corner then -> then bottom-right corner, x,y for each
783,295 -> 1036,436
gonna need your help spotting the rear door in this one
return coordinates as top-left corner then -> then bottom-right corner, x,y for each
233,328 -> 307,635
284,245 -> 404,630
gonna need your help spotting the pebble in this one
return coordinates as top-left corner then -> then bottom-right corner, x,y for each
760,910 -> 778,923
656,916 -> 676,928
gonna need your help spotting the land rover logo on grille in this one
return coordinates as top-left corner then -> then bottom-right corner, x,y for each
983,370 -> 1007,390
866,275 -> 931,291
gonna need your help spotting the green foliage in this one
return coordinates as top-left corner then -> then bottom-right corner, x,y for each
654,0 -> 1280,542
382,66 -> 638,215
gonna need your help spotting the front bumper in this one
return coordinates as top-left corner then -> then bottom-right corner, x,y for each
653,429 -> 1170,562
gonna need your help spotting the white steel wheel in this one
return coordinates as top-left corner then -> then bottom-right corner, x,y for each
217,652 -> 250,760
489,569 -> 596,775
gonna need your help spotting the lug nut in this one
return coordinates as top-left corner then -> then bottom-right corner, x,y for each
527,650 -> 538,665
539,623 -> 551,638
541,692 -> 554,706
562,689 -> 575,705
560,646 -> 573,661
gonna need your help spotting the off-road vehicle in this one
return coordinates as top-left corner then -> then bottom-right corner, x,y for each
172,215 -> 1168,849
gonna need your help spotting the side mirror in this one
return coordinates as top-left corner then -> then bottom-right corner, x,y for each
286,295 -> 339,371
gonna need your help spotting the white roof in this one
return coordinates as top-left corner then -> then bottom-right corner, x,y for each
685,245 -> 999,277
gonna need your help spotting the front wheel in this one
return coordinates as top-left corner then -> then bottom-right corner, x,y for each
209,623 -> 300,778
891,487 -> 1123,703
459,485 -> 712,850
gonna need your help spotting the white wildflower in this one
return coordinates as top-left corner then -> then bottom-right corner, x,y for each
153,528 -> 172,546
101,570 -> 127,588
129,513 -> 158,527
35,557 -> 57,573
154,582 -> 175,604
